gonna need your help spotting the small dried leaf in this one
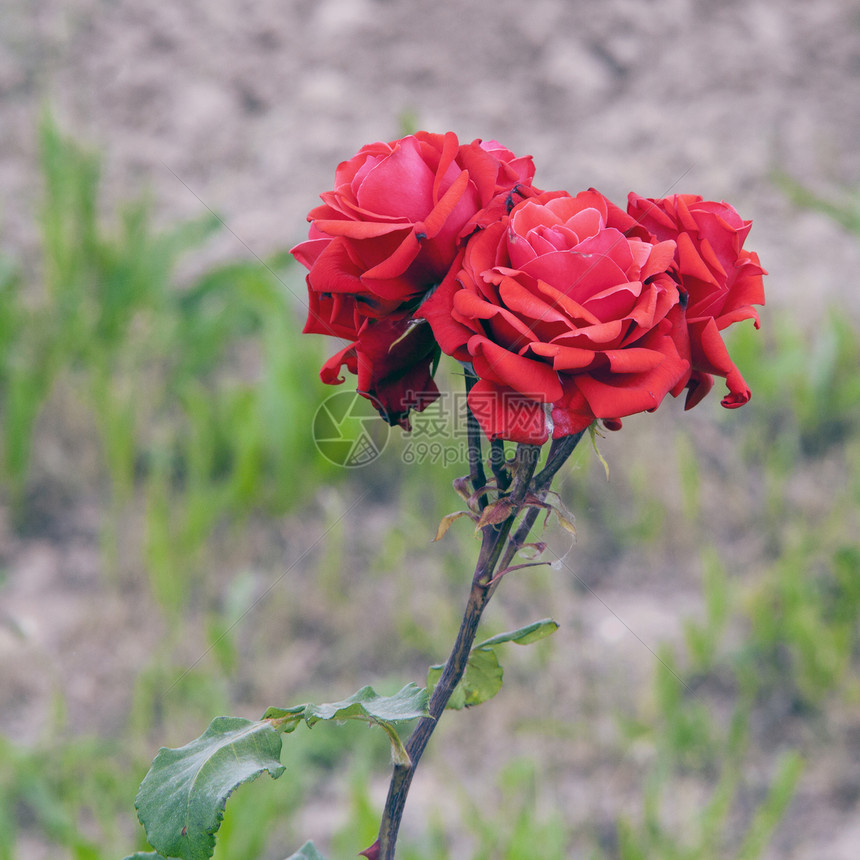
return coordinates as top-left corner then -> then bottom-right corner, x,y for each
522,492 -> 551,509
467,481 -> 497,511
520,541 -> 547,559
536,492 -> 577,537
475,497 -> 514,530
452,475 -> 472,501
487,561 -> 550,586
553,506 -> 577,536
433,510 -> 476,541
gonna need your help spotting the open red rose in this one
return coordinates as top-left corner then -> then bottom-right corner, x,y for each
291,131 -> 538,426
421,190 -> 691,443
292,132 -> 536,312
626,194 -> 766,409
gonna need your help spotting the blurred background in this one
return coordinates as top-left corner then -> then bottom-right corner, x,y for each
1,1 -> 860,858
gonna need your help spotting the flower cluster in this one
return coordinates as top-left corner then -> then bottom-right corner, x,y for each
292,132 -> 765,443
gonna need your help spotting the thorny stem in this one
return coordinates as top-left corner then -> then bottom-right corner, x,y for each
371,430 -> 582,859
495,430 -> 587,575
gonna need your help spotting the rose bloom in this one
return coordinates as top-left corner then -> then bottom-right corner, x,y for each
627,193 -> 766,409
421,190 -> 691,444
291,131 -> 537,427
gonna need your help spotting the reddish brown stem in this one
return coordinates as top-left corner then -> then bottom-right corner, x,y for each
372,443 -> 543,859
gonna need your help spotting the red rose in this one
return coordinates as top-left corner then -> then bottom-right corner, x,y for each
291,131 -> 538,426
421,190 -> 691,444
626,194 -> 766,409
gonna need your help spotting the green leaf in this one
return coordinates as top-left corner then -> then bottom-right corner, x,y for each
589,423 -> 610,480
135,717 -> 286,860
427,664 -> 463,710
284,841 -> 328,860
428,648 -> 502,710
429,619 -> 559,710
476,618 -> 559,649
460,648 -> 504,707
264,684 -> 430,766
302,683 -> 429,725
262,683 -> 428,726
258,704 -> 306,732
121,854 -> 168,860
135,686 -> 428,860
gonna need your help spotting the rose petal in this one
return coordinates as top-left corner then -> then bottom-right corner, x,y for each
453,288 -> 538,352
683,370 -> 715,410
468,336 -> 563,402
320,341 -> 359,385
421,170 -> 471,238
550,380 -> 594,438
303,289 -> 363,340
519,250 -> 628,302
526,341 -> 597,371
688,318 -> 751,407
362,230 -> 422,281
467,379 -> 550,444
311,218 -> 411,239
355,137 -> 436,221
418,256 -> 474,360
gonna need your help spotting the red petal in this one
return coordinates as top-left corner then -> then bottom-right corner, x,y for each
467,379 -> 549,444
354,318 -> 441,426
431,131 -> 461,202
574,326 -> 688,418
320,342 -> 358,385
419,259 -> 474,360
356,137 -> 436,221
676,231 -> 720,287
362,230 -> 421,281
311,218 -> 410,239
468,336 -> 563,402
550,381 -> 594,438
453,287 -> 538,351
689,318 -> 751,407
683,371 -> 714,410
527,341 -> 596,371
